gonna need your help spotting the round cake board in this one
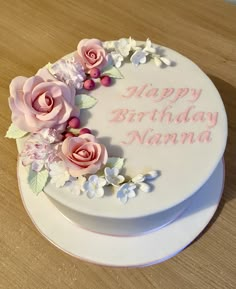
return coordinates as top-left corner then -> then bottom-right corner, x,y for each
17,159 -> 225,267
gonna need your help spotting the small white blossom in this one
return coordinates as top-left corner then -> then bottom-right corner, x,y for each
117,183 -> 136,204
130,49 -> 147,66
153,56 -> 162,67
144,170 -> 160,180
128,37 -> 137,51
132,174 -> 145,183
83,175 -> 106,199
104,167 -> 125,186
65,176 -> 86,196
49,161 -> 71,188
160,57 -> 171,66
114,38 -> 132,57
138,182 -> 151,193
132,173 -> 153,193
153,56 -> 171,67
103,41 -> 115,51
143,38 -> 156,54
110,51 -> 124,68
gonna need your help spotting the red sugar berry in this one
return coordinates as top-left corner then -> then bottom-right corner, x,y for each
79,128 -> 92,135
90,68 -> 101,79
64,132 -> 74,139
100,75 -> 112,87
83,79 -> 95,90
68,117 -> 80,128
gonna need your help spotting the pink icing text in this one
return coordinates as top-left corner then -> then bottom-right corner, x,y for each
121,84 -> 202,103
110,107 -> 218,129
107,85 -> 220,146
121,129 -> 212,145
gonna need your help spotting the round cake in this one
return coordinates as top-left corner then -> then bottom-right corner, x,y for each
8,38 -> 227,236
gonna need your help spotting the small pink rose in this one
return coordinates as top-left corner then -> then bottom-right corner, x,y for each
60,134 -> 108,177
77,39 -> 108,71
8,76 -> 78,132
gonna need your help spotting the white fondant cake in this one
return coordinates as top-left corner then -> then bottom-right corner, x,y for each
8,38 -> 227,235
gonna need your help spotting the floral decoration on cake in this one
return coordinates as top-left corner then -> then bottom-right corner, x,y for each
6,38 -> 168,204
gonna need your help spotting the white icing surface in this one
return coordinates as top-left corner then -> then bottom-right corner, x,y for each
47,193 -> 191,236
33,44 -> 227,218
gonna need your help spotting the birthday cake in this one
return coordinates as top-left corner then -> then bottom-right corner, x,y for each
7,38 -> 227,235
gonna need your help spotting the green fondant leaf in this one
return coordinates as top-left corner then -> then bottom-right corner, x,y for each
106,157 -> 125,170
101,65 -> 124,79
67,128 -> 80,135
28,167 -> 49,195
75,94 -> 97,109
5,123 -> 28,139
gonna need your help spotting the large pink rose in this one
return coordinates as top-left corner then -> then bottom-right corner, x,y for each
60,134 -> 108,177
77,39 -> 108,71
8,75 -> 78,132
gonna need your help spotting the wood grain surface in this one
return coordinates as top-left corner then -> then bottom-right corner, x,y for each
0,0 -> 236,288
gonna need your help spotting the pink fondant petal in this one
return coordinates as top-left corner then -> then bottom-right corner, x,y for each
99,144 -> 108,165
9,76 -> 28,113
36,102 -> 62,121
31,82 -> 61,100
61,137 -> 85,156
36,67 -> 58,81
79,133 -> 96,143
87,39 -> 103,46
9,76 -> 27,99
23,112 -> 46,131
56,101 -> 73,125
23,76 -> 43,94
68,162 -> 100,177
32,93 -> 54,113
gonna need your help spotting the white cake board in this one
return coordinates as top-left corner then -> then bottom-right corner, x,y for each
17,159 -> 225,267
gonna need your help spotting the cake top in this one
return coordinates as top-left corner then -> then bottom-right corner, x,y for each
7,38 -> 227,218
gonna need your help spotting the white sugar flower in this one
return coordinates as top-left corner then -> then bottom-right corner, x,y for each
153,56 -> 162,67
49,161 -> 71,188
137,182 -> 151,193
104,167 -> 125,186
117,183 -> 136,204
21,133 -> 58,172
160,57 -> 171,66
114,38 -> 132,57
38,128 -> 63,143
83,175 -> 106,199
132,171 -> 155,193
50,57 -> 86,89
144,170 -> 160,180
143,38 -> 156,54
65,176 -> 86,196
132,174 -> 145,183
110,51 -> 124,68
130,49 -> 147,66
103,41 -> 115,51
128,36 -> 137,51
153,56 -> 171,67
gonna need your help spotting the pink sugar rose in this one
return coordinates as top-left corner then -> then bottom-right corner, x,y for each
36,67 -> 57,81
60,134 -> 108,177
77,39 -> 108,71
8,75 -> 79,132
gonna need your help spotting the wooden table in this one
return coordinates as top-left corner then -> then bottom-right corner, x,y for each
0,1 -> 235,288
